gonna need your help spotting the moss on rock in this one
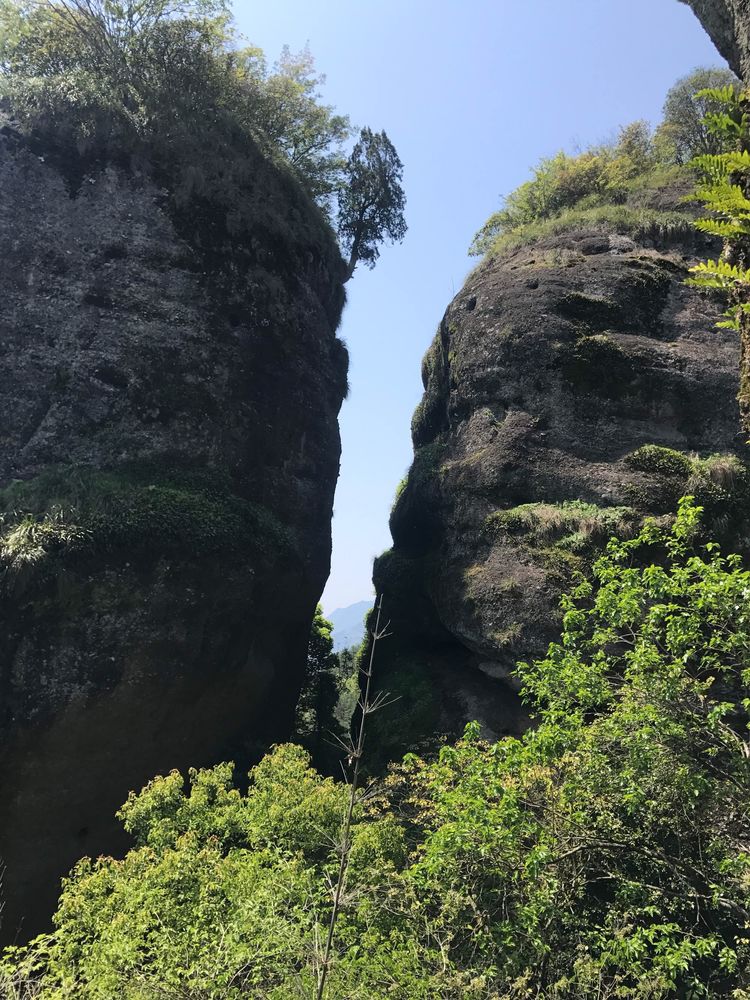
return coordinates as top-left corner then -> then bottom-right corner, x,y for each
625,444 -> 695,477
561,334 -> 636,398
487,500 -> 639,549
0,462 -> 294,593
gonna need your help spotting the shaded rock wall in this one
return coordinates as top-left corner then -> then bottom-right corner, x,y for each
681,0 -> 750,79
370,220 -> 748,766
0,125 -> 347,941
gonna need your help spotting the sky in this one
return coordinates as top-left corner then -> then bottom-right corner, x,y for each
232,0 -> 723,614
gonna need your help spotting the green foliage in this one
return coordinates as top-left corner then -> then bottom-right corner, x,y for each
337,127 -> 407,278
469,124 -> 691,257
295,605 -> 349,769
620,448 -> 750,531
470,69 -> 738,257
687,85 -> 750,331
0,746 -> 355,999
234,42 -> 352,205
625,444 -> 695,477
390,475 -> 408,515
0,3 -> 408,274
397,505 -> 750,997
476,200 -> 695,257
0,463 -> 293,593
0,509 -> 90,577
659,68 -> 741,164
6,501 -> 750,997
332,644 -> 361,730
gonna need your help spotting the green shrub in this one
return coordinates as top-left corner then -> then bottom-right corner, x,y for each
621,448 -> 750,529
487,499 -> 639,552
625,444 -> 695,477
481,202 -> 695,256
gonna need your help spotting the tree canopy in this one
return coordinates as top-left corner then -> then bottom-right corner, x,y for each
661,66 -> 741,163
337,126 -> 407,280
294,605 -> 348,768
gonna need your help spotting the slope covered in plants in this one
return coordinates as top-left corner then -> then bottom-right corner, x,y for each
4,504 -> 750,998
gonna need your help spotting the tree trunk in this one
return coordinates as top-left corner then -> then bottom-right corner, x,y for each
344,250 -> 358,282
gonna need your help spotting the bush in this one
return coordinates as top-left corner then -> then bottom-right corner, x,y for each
625,444 -> 695,477
487,499 -> 639,552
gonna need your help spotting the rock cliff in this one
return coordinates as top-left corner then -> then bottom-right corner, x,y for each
370,203 -> 749,765
681,0 -> 750,79
0,122 -> 347,941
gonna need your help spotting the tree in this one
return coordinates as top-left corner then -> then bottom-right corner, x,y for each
0,0 -> 229,86
295,605 -> 345,764
240,44 -> 351,205
659,66 -> 741,162
393,498 -> 750,997
337,127 -> 407,280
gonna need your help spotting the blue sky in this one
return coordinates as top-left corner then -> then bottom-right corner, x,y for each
233,0 -> 722,613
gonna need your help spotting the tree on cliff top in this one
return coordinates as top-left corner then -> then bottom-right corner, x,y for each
0,0 -> 229,92
239,44 -> 352,205
337,127 -> 407,280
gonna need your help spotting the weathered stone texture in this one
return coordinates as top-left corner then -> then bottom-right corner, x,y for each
681,0 -> 750,79
371,222 -> 747,765
0,125 -> 347,941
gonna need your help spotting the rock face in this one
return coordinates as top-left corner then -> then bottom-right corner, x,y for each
370,217 -> 749,766
0,124 -> 347,941
680,0 -> 750,79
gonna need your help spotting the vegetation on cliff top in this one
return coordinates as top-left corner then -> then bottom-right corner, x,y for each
4,500 -> 750,998
0,0 -> 406,278
471,67 -> 739,257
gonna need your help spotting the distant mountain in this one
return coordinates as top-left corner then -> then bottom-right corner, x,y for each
327,600 -> 372,652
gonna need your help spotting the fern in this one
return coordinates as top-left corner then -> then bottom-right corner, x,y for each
687,259 -> 750,286
693,182 -> 750,214
689,85 -> 750,333
695,86 -> 748,142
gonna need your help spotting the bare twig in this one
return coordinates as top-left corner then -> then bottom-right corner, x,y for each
314,595 -> 390,1000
